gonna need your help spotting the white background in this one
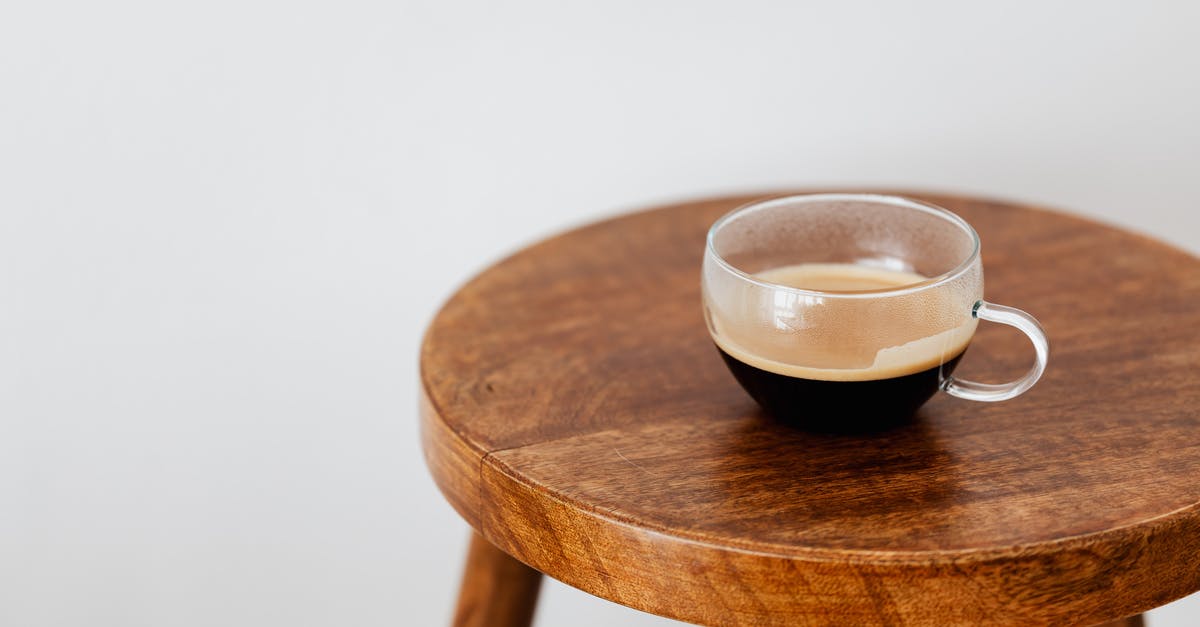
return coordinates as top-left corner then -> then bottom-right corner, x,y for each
2,1 -> 1198,625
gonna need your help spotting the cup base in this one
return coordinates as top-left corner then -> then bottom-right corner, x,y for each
716,346 -> 966,434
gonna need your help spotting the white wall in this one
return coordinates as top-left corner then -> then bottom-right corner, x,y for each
2,1 -> 1197,625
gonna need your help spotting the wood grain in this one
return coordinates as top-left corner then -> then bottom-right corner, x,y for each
451,532 -> 542,627
421,191 -> 1200,625
419,384 -> 484,528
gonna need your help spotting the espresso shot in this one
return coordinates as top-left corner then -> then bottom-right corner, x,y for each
717,346 -> 966,432
710,263 -> 974,431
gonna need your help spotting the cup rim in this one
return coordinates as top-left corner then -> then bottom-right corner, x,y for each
705,193 -> 982,299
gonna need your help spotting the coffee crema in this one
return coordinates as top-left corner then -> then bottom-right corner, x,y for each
710,263 -> 976,430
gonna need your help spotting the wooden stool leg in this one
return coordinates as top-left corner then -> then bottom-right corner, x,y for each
1095,615 -> 1145,627
452,532 -> 543,627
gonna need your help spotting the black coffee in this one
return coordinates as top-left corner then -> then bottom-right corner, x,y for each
717,346 -> 966,431
710,263 -> 975,432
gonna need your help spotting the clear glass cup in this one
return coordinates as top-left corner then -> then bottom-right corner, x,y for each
701,193 -> 1048,431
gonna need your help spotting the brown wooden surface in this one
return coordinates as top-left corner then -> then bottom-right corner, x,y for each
451,532 -> 542,627
420,191 -> 1200,626
1095,616 -> 1145,627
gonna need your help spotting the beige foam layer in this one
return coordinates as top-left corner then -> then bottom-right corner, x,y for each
712,263 -> 976,381
756,263 -> 927,291
714,321 -> 976,381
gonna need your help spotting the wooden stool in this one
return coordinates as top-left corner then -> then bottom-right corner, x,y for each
420,191 -> 1200,626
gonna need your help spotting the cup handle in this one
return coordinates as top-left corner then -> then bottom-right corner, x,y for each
942,300 -> 1049,402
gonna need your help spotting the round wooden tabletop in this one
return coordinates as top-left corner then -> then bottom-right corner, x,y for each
420,192 -> 1200,626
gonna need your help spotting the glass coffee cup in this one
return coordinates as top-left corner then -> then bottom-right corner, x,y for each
701,194 -> 1048,431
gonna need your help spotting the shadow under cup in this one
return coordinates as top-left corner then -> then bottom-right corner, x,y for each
701,194 -> 1042,432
